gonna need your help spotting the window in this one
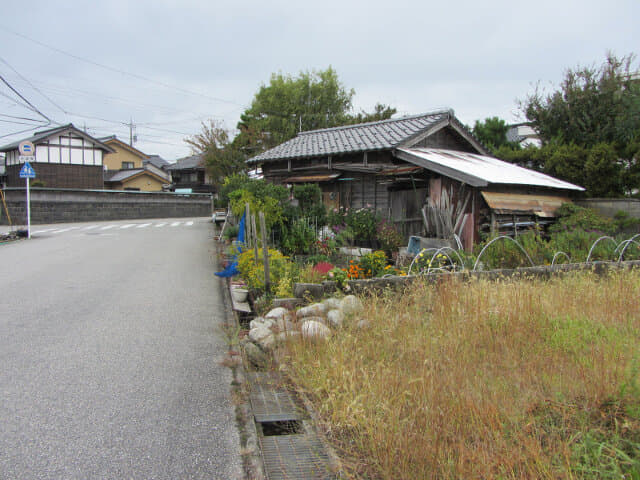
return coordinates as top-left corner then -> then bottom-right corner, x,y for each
122,161 -> 134,169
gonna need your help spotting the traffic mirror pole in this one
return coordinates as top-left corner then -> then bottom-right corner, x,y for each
26,176 -> 31,239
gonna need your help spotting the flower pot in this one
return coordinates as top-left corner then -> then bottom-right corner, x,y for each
231,288 -> 248,303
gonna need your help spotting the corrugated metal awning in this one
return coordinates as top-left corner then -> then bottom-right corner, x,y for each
481,191 -> 571,217
284,173 -> 341,183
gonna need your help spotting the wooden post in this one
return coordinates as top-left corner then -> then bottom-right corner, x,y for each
259,212 -> 270,293
245,203 -> 251,247
252,214 -> 259,264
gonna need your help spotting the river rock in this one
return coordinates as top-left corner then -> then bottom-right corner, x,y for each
265,307 -> 290,321
301,320 -> 331,340
249,317 -> 274,330
340,295 -> 364,316
244,341 -> 269,368
323,297 -> 342,310
249,325 -> 275,351
326,309 -> 344,328
297,303 -> 327,318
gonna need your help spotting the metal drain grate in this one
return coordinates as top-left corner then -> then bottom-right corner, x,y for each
259,434 -> 335,480
247,371 -> 302,423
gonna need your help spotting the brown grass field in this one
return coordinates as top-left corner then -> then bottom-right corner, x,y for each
282,270 -> 640,479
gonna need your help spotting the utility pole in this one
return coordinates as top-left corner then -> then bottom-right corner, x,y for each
129,118 -> 134,146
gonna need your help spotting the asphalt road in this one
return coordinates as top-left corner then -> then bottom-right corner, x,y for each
0,218 -> 243,479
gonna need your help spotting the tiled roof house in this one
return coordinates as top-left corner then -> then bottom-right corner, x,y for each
248,110 -> 583,249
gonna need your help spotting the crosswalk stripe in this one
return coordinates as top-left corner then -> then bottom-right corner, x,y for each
100,225 -> 116,230
33,228 -> 56,234
185,221 -> 194,226
52,227 -> 79,233
120,224 -> 135,229
136,223 -> 151,228
154,223 -> 167,228
170,222 -> 181,227
82,225 -> 99,230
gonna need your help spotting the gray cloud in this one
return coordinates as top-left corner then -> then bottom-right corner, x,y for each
1,0 -> 638,159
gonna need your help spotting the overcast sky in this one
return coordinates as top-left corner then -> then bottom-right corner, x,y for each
1,0 -> 638,161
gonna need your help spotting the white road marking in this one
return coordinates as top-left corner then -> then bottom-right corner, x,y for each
52,227 -> 79,233
185,221 -> 194,226
170,222 -> 180,227
136,223 -> 152,228
154,223 -> 167,228
32,228 -> 56,234
100,225 -> 116,230
82,225 -> 100,230
120,224 -> 136,229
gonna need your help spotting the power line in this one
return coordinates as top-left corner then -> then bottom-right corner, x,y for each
1,26 -> 246,108
0,72 -> 52,122
0,55 -> 67,114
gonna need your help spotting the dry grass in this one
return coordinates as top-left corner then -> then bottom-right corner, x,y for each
282,271 -> 640,479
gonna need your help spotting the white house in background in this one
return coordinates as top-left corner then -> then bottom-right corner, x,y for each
506,122 -> 542,148
0,124 -> 114,189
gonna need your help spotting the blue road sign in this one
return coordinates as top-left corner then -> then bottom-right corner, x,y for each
19,162 -> 36,179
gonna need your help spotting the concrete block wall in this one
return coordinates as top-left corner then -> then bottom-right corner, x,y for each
577,198 -> 640,219
0,188 -> 212,225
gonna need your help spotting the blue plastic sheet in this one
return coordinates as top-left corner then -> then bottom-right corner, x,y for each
215,212 -> 245,278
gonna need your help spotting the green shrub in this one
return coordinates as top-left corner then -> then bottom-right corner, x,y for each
237,248 -> 293,292
281,218 -> 316,255
358,250 -> 388,277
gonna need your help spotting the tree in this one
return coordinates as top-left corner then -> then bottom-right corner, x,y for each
185,120 -> 246,189
236,67 -> 355,153
347,103 -> 397,125
522,52 -> 640,151
472,116 -> 520,153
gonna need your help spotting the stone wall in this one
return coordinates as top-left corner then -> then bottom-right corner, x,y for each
0,187 -> 212,225
293,260 -> 640,300
577,198 -> 640,219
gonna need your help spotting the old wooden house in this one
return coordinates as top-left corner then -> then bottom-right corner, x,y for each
248,110 -> 584,250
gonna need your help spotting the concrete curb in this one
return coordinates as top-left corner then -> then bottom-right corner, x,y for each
216,240 -> 266,480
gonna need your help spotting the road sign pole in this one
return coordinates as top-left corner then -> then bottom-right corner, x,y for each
26,176 -> 31,239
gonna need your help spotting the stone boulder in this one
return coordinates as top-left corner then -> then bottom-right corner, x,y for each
323,297 -> 342,310
326,309 -> 344,328
340,295 -> 364,316
249,317 -> 274,330
301,320 -> 331,341
244,341 -> 269,368
297,302 -> 327,318
249,325 -> 276,351
265,307 -> 290,322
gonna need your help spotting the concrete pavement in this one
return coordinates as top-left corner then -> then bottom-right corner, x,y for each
0,218 -> 243,479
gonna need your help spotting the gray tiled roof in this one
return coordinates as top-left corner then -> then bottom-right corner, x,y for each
0,124 -> 115,153
248,111 -> 452,163
166,154 -> 203,170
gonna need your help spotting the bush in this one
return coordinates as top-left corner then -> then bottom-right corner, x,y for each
344,208 -> 379,243
550,203 -> 615,235
358,250 -> 388,278
281,218 -> 316,255
376,219 -> 404,256
237,248 -> 293,292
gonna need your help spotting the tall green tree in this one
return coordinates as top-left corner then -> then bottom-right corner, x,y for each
235,67 -> 355,153
472,116 -> 520,153
234,67 -> 397,155
185,119 -> 246,190
522,52 -> 640,150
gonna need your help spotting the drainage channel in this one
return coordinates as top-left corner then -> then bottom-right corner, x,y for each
247,371 -> 336,480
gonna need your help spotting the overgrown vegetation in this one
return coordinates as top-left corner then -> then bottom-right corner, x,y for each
282,271 -> 640,479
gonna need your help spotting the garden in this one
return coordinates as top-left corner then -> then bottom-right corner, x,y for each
217,176 -> 640,307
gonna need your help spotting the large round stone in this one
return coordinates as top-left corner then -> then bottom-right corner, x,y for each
301,320 -> 331,341
340,295 -> 364,316
297,303 -> 327,318
326,309 -> 344,328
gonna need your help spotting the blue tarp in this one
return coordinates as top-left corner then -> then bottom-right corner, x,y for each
215,212 -> 245,278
